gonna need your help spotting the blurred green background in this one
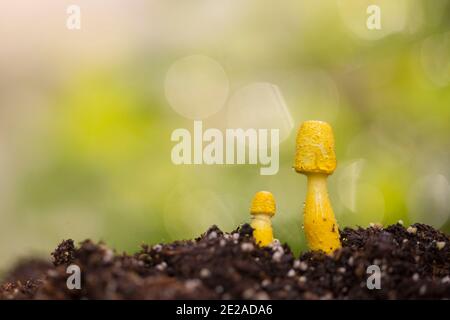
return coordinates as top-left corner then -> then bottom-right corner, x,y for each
0,0 -> 449,270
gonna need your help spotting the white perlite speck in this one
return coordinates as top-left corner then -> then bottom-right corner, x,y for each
232,233 -> 240,240
185,279 -> 201,291
153,244 -> 163,252
261,279 -> 271,287
271,243 -> 284,254
219,239 -> 227,247
155,262 -> 167,271
241,243 -> 254,252
287,269 -> 296,277
271,239 -> 281,246
369,222 -> 383,229
419,285 -> 427,295
299,261 -> 308,271
347,257 -> 354,266
298,276 -> 307,283
321,293 -> 333,300
200,268 -> 211,278
102,249 -> 114,263
208,231 -> 218,240
412,273 -> 419,281
272,251 -> 283,262
293,260 -> 307,270
242,288 -> 255,299
436,241 -> 446,250
254,291 -> 270,300
407,226 -> 417,234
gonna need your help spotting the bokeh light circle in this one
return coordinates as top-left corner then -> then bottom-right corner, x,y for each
337,159 -> 385,227
226,82 -> 294,144
165,55 -> 229,119
282,69 -> 340,124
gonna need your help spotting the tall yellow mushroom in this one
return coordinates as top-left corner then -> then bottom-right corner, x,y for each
294,120 -> 341,253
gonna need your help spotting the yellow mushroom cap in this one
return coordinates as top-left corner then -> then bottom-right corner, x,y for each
250,191 -> 276,217
294,120 -> 336,175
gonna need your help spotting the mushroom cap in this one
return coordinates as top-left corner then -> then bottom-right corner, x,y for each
250,191 -> 276,217
294,120 -> 336,175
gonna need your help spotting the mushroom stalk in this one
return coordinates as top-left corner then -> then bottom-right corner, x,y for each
250,214 -> 273,246
304,173 -> 341,253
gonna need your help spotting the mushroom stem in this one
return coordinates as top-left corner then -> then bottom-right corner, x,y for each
250,214 -> 273,247
304,173 -> 341,253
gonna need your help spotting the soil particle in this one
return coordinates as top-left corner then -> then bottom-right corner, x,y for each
1,223 -> 449,299
51,239 -> 76,266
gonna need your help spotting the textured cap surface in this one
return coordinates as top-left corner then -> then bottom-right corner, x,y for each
250,191 -> 276,217
294,120 -> 336,174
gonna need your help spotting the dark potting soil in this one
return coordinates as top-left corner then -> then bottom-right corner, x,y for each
1,223 -> 449,299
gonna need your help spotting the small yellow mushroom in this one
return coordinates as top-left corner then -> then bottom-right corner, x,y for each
294,120 -> 341,254
250,191 -> 276,246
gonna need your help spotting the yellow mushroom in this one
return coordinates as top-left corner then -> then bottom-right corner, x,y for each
294,120 -> 341,254
250,191 -> 276,246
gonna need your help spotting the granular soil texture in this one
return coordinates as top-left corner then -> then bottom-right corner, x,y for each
0,223 -> 449,299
